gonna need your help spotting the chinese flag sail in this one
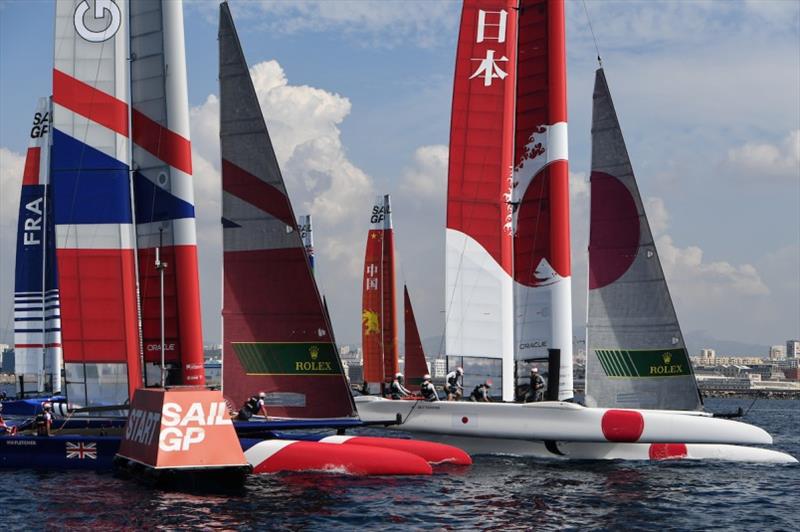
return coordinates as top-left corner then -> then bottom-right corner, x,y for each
361,195 -> 398,384
219,2 -> 355,418
445,0 -> 518,401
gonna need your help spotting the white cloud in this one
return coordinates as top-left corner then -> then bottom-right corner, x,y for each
644,197 -> 669,236
726,129 -> 800,182
399,144 -> 448,200
188,0 -> 459,48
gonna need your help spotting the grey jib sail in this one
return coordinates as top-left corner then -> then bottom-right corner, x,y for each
585,69 -> 702,411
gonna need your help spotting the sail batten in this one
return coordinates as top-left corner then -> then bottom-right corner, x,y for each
585,68 -> 702,411
219,2 -> 355,418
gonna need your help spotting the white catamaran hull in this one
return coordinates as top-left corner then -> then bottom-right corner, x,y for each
354,397 -> 796,462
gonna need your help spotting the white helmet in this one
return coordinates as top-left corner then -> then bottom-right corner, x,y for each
395,372 -> 403,379
422,374 -> 431,380
258,392 -> 267,399
456,367 -> 464,375
531,367 -> 539,373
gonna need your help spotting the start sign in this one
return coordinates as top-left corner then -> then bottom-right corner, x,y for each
117,388 -> 247,470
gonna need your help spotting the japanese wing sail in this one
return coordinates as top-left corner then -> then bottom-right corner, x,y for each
14,98 -> 62,394
511,0 -> 573,399
445,0 -> 518,401
585,69 -> 702,410
403,285 -> 429,390
361,195 -> 399,385
52,0 -> 142,404
219,2 -> 355,418
129,0 -> 205,385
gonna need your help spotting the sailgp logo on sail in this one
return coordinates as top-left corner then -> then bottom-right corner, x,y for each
74,0 -> 121,43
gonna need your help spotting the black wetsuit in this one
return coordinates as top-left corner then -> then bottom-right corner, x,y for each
421,380 -> 439,401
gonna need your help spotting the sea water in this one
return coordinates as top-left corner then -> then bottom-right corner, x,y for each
1,397 -> 797,531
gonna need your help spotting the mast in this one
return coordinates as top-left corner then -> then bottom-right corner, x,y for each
219,2 -> 355,418
585,69 -> 702,411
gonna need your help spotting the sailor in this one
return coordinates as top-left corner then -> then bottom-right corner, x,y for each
0,403 -> 16,436
526,367 -> 546,403
420,374 -> 439,401
445,367 -> 464,401
35,402 -> 53,437
469,381 -> 492,402
390,373 -> 412,400
237,392 -> 268,421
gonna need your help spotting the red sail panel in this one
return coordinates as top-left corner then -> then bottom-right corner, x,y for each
403,286 -> 428,390
361,227 -> 384,382
513,0 -> 570,285
219,3 -> 355,419
381,223 -> 399,382
446,0 -> 518,274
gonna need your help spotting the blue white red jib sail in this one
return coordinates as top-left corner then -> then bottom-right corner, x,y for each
445,0 -> 573,401
14,98 -> 62,394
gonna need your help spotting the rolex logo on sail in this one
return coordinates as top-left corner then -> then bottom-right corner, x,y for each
595,348 -> 691,378
232,342 -> 341,376
649,351 -> 684,376
295,345 -> 332,372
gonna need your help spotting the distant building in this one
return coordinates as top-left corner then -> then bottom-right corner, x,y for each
787,340 -> 800,359
1,347 -> 14,374
769,345 -> 786,361
699,348 -> 716,364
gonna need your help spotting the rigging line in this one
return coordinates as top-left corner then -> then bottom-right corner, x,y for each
582,0 -> 603,67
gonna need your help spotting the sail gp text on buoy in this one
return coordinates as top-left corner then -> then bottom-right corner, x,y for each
160,401 -> 230,451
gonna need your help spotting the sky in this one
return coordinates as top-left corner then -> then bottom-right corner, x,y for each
0,0 -> 798,355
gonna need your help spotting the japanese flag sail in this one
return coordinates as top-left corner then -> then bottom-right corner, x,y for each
14,98 -> 62,394
446,0 -> 518,401
361,195 -> 398,384
219,2 -> 355,418
511,0 -> 573,399
51,0 -> 142,404
585,69 -> 702,410
129,0 -> 205,385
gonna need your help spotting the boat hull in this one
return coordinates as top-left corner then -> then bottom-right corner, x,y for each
354,397 -> 778,446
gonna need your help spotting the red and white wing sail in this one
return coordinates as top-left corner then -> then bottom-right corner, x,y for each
511,0 -> 573,399
445,0 -> 518,400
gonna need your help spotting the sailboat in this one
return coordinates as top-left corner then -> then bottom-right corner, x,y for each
355,0 -> 795,462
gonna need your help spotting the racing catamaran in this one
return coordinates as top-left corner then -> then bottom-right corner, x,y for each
355,0 -> 796,463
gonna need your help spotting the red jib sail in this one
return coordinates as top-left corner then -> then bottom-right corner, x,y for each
361,195 -> 398,385
219,2 -> 355,418
403,285 -> 428,390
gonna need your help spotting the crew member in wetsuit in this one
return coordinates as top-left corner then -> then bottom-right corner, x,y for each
469,381 -> 492,402
526,367 -> 545,403
0,403 -> 16,436
445,367 -> 464,401
237,392 -> 268,421
35,402 -> 53,436
420,374 -> 439,401
390,373 -> 412,400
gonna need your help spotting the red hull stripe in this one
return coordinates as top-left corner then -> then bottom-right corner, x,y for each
22,147 -> 41,186
222,159 -> 295,227
649,443 -> 688,460
250,440 -> 432,475
16,343 -> 62,348
601,409 -> 645,443
132,109 -> 193,175
341,437 -> 472,465
52,69 -> 128,137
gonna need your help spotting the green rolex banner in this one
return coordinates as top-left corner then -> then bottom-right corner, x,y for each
232,342 -> 344,376
595,348 -> 691,378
